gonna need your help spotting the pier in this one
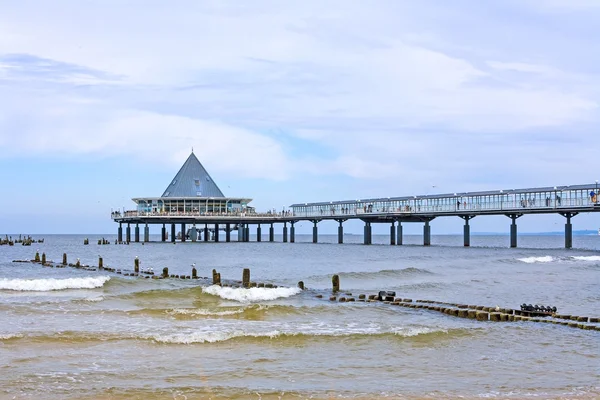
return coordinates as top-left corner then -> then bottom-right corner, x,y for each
112,152 -> 600,248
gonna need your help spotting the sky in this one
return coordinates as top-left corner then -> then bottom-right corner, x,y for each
0,0 -> 599,235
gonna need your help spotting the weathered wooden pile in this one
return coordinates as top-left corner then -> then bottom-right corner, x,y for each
1,235 -> 44,246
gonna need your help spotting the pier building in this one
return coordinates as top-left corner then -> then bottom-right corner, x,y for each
112,153 -> 599,248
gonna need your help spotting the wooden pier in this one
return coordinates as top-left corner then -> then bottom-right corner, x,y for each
112,152 -> 600,248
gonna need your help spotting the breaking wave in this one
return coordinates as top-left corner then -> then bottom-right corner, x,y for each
0,276 -> 111,291
570,256 -> 600,262
518,256 -> 555,264
202,285 -> 301,302
518,255 -> 600,264
1,325 -> 466,345
151,326 -> 452,344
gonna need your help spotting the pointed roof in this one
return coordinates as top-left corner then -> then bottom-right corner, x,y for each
161,152 -> 225,198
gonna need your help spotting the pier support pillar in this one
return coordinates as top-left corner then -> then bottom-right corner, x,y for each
390,221 -> 396,245
161,224 -> 166,242
191,225 -> 198,242
338,220 -> 344,244
204,225 -> 209,242
226,224 -> 231,242
506,214 -> 522,248
214,224 -> 219,242
460,216 -> 474,247
283,223 -> 288,243
397,223 -> 403,245
269,224 -> 274,242
134,224 -> 140,243
118,223 -> 123,243
171,223 -> 176,243
364,222 -> 372,245
144,224 -> 149,243
290,223 -> 295,243
126,224 -> 131,243
257,224 -> 262,242
312,221 -> 318,243
423,220 -> 431,246
560,212 -> 578,249
181,223 -> 186,242
238,224 -> 244,242
245,225 -> 250,242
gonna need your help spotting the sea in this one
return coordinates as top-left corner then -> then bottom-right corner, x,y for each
1,234 -> 598,400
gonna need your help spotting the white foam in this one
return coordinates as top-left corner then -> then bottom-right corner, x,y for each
169,308 -> 245,316
571,256 -> 600,262
0,276 -> 111,291
152,330 -> 281,344
203,285 -> 301,302
0,333 -> 23,340
518,256 -> 554,264
392,326 -> 447,337
151,325 -> 447,344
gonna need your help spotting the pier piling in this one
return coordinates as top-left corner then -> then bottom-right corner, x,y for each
397,222 -> 403,245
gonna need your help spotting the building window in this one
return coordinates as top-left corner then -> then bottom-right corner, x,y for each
194,179 -> 200,186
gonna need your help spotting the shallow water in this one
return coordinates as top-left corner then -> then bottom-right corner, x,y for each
1,234 -> 599,399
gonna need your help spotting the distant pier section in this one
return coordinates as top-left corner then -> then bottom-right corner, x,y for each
112,152 -> 600,248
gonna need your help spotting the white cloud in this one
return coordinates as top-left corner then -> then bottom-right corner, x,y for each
0,0 -> 598,190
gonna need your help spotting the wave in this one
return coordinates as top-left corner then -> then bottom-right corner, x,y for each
168,307 -> 248,316
335,267 -> 434,280
518,256 -> 555,264
203,285 -> 301,302
517,255 -> 600,264
1,326 -> 463,345
0,333 -> 23,340
148,326 -> 454,344
570,256 -> 600,262
0,276 -> 111,291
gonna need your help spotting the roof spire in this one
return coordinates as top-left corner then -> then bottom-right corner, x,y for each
191,146 -> 194,153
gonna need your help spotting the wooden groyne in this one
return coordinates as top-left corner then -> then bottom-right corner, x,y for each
1,235 -> 44,246
13,254 -> 600,332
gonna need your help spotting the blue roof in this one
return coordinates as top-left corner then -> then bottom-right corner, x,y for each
161,152 -> 225,198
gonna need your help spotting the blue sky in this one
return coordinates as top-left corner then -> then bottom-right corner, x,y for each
0,0 -> 599,235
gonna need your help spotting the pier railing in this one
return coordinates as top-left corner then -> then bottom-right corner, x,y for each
111,210 -> 294,219
290,184 -> 600,218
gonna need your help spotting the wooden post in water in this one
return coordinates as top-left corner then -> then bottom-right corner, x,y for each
212,269 -> 221,285
134,257 -> 140,274
41,253 -> 46,264
34,251 -> 40,262
242,268 -> 250,288
192,266 -> 197,279
162,267 -> 169,278
298,281 -> 305,290
98,257 -> 103,269
62,253 -> 67,265
332,274 -> 340,293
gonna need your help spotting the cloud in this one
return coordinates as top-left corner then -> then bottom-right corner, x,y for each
0,0 -> 598,192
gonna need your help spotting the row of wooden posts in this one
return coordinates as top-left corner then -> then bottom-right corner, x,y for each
325,274 -> 600,331
1,235 -> 43,246
17,252 -> 600,332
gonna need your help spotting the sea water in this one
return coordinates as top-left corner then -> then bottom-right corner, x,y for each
0,234 -> 598,399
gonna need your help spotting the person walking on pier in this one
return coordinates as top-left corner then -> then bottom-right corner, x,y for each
590,190 -> 597,203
